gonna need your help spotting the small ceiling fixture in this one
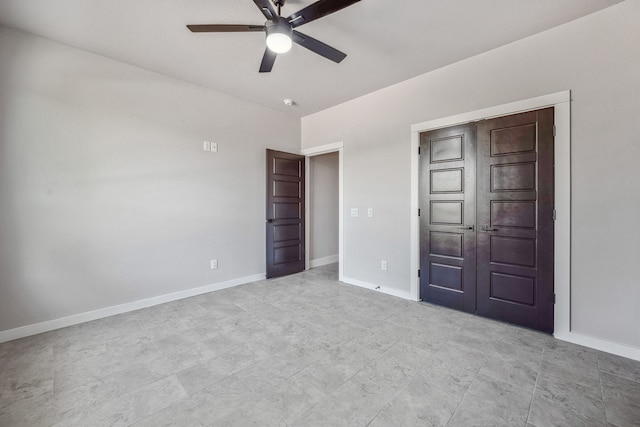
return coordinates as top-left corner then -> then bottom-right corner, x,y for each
283,98 -> 294,106
266,17 -> 293,53
187,0 -> 361,73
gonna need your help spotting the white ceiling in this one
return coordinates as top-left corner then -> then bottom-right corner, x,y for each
0,0 -> 622,117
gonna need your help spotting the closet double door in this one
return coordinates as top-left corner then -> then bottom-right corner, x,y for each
419,108 -> 554,332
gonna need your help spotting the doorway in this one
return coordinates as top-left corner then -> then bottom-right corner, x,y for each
301,141 -> 344,281
419,108 -> 555,332
308,152 -> 340,270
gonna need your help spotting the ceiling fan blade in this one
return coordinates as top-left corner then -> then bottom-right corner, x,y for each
287,0 -> 361,28
259,48 -> 277,73
292,30 -> 346,63
187,24 -> 265,33
253,0 -> 278,20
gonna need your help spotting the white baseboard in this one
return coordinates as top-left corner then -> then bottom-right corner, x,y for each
310,255 -> 339,268
554,331 -> 640,362
0,273 -> 266,344
341,276 -> 416,301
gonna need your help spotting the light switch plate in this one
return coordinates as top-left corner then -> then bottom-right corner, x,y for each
351,208 -> 359,217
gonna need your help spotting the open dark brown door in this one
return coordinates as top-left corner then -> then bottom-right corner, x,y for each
476,108 -> 554,332
266,149 -> 305,279
419,123 -> 477,313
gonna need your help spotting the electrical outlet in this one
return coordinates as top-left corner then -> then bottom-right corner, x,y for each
210,259 -> 218,270
211,142 -> 218,152
381,260 -> 388,271
368,208 -> 373,218
203,140 -> 211,151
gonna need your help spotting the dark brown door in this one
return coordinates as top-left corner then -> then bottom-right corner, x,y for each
476,108 -> 554,332
419,108 -> 555,333
420,123 -> 477,313
266,149 -> 305,279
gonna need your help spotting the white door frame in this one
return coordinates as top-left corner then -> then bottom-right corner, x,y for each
410,91 -> 571,337
301,141 -> 344,281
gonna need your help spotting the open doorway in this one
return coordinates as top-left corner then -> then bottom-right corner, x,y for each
302,142 -> 343,280
308,152 -> 339,270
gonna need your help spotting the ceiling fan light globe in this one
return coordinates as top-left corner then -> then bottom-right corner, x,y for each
266,33 -> 292,53
265,17 -> 293,54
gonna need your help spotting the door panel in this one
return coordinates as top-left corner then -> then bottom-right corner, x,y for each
430,263 -> 463,290
431,168 -> 464,193
430,232 -> 463,257
420,124 -> 476,312
490,236 -> 536,267
492,163 -> 536,190
490,272 -> 535,305
266,149 -> 305,279
476,108 -> 554,332
430,201 -> 463,224
491,201 -> 536,228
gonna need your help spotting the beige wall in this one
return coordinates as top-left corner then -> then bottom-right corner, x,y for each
302,2 -> 640,349
0,26 -> 300,332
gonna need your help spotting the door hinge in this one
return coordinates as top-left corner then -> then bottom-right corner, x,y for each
552,209 -> 557,221
418,269 -> 421,278
418,146 -> 421,155
552,293 -> 556,304
418,208 -> 421,217
553,125 -> 556,137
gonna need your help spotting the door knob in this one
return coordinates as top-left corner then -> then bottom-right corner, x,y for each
480,225 -> 498,232
456,225 -> 474,231
266,218 -> 275,223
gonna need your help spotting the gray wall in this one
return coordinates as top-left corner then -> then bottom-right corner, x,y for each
301,1 -> 640,349
0,26 -> 300,331
309,152 -> 339,262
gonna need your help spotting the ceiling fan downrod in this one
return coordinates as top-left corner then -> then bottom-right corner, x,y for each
273,0 -> 285,16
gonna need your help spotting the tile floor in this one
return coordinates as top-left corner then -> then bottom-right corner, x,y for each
1,263 -> 639,426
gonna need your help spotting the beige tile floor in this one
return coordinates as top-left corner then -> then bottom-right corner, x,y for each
1,263 -> 639,426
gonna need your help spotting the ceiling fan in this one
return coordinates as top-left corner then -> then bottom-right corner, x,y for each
187,0 -> 361,73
